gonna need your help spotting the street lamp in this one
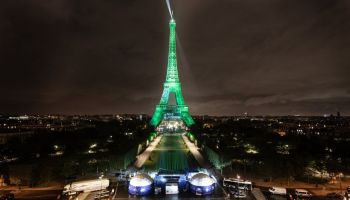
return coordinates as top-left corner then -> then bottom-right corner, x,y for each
338,173 -> 343,195
236,174 -> 241,198
99,174 -> 104,200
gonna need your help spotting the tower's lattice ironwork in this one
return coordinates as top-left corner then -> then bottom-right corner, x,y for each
150,18 -> 194,127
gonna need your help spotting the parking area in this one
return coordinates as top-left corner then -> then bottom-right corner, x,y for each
258,186 -> 337,200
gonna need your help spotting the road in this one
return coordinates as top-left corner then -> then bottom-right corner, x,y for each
7,189 -> 61,200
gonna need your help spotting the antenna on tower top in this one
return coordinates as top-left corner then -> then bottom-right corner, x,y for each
166,0 -> 173,19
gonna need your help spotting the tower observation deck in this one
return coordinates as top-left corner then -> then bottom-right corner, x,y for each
150,18 -> 194,127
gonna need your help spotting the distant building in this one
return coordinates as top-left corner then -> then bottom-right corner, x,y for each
0,131 -> 34,144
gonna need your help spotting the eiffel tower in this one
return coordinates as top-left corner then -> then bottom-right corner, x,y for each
150,17 -> 194,127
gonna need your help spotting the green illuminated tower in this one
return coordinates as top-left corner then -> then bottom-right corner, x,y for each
150,17 -> 194,127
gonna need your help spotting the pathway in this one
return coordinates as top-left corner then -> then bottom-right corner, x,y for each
181,134 -> 210,168
133,135 -> 163,168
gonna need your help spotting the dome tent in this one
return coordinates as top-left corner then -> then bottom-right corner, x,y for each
189,173 -> 215,195
128,173 -> 153,195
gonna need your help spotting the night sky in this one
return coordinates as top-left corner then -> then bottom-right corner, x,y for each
1,0 -> 350,116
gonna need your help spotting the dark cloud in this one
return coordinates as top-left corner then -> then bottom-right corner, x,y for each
0,0 -> 349,115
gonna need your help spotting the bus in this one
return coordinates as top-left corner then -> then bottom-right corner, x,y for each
223,178 -> 252,191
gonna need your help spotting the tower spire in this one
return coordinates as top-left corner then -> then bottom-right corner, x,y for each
165,18 -> 179,82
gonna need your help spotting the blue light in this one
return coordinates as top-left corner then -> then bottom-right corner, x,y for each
128,185 -> 153,196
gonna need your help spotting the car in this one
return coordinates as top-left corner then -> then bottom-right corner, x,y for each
229,188 -> 247,198
0,193 -> 15,200
345,187 -> 350,199
326,192 -> 343,200
295,189 -> 312,198
269,187 -> 287,195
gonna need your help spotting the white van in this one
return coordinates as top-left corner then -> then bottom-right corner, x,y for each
269,187 -> 287,195
295,189 -> 312,197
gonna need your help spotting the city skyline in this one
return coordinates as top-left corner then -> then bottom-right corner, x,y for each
1,0 -> 350,115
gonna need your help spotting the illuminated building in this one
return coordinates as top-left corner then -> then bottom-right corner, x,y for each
150,16 -> 194,127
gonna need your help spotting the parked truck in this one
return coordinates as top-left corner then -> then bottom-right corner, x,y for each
62,178 -> 110,196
